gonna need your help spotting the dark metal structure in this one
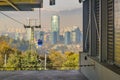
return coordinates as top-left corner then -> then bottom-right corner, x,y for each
49,0 -> 55,5
0,0 -> 43,11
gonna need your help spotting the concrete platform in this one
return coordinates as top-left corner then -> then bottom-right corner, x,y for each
0,70 -> 88,80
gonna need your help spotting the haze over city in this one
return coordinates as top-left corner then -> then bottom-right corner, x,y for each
0,0 -> 82,34
0,0 -> 119,80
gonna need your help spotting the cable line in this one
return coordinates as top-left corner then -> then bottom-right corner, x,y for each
39,8 -> 41,26
0,11 -> 25,25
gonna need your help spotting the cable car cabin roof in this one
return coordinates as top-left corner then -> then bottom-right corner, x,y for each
0,0 -> 43,11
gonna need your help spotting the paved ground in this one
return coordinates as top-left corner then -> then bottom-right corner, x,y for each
0,70 -> 88,80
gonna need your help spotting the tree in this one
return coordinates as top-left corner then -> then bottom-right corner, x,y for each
21,50 -> 41,70
48,50 -> 65,70
5,49 -> 22,70
6,50 -> 41,70
62,52 -> 79,70
0,41 -> 14,67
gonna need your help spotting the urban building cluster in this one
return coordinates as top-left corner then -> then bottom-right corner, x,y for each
25,15 -> 82,46
0,15 -> 82,52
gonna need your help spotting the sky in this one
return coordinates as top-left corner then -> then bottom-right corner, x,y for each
0,0 -> 82,33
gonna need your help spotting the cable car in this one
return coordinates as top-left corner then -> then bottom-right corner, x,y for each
50,0 -> 55,5
38,39 -> 43,47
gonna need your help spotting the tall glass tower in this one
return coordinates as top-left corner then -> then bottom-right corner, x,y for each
65,31 -> 71,45
51,15 -> 60,44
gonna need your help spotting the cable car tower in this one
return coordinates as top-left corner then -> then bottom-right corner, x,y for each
24,18 -> 41,50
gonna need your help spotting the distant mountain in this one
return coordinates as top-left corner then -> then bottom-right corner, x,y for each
41,8 -> 82,15
59,8 -> 82,15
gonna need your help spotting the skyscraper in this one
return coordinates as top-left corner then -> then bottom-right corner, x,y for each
51,15 -> 60,44
52,31 -> 57,44
74,27 -> 82,43
65,31 -> 71,45
71,31 -> 76,43
59,35 -> 64,44
71,27 -> 81,44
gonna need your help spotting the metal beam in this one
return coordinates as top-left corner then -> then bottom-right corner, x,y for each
5,0 -> 20,11
0,0 -> 43,11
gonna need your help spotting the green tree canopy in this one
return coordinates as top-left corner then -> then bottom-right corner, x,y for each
0,41 -> 14,67
62,52 -> 79,70
48,50 -> 65,70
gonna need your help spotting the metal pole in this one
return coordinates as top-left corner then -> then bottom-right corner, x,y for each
4,54 -> 7,67
45,53 -> 47,70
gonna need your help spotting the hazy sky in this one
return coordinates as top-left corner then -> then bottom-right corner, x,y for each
43,0 -> 82,11
0,0 -> 82,33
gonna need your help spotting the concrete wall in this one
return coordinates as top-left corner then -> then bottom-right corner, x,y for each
80,53 -> 120,80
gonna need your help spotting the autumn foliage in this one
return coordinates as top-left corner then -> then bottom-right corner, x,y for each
0,37 -> 79,70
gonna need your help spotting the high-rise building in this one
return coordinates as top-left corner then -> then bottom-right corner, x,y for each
51,31 -> 57,44
71,27 -> 81,44
59,35 -> 64,44
74,27 -> 82,43
71,31 -> 76,43
65,31 -> 71,45
81,0 -> 120,80
51,15 -> 60,44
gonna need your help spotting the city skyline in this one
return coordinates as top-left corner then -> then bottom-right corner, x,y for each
0,0 -> 82,34
0,1 -> 119,80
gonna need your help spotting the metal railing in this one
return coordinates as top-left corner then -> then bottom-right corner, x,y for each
0,64 -> 95,71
